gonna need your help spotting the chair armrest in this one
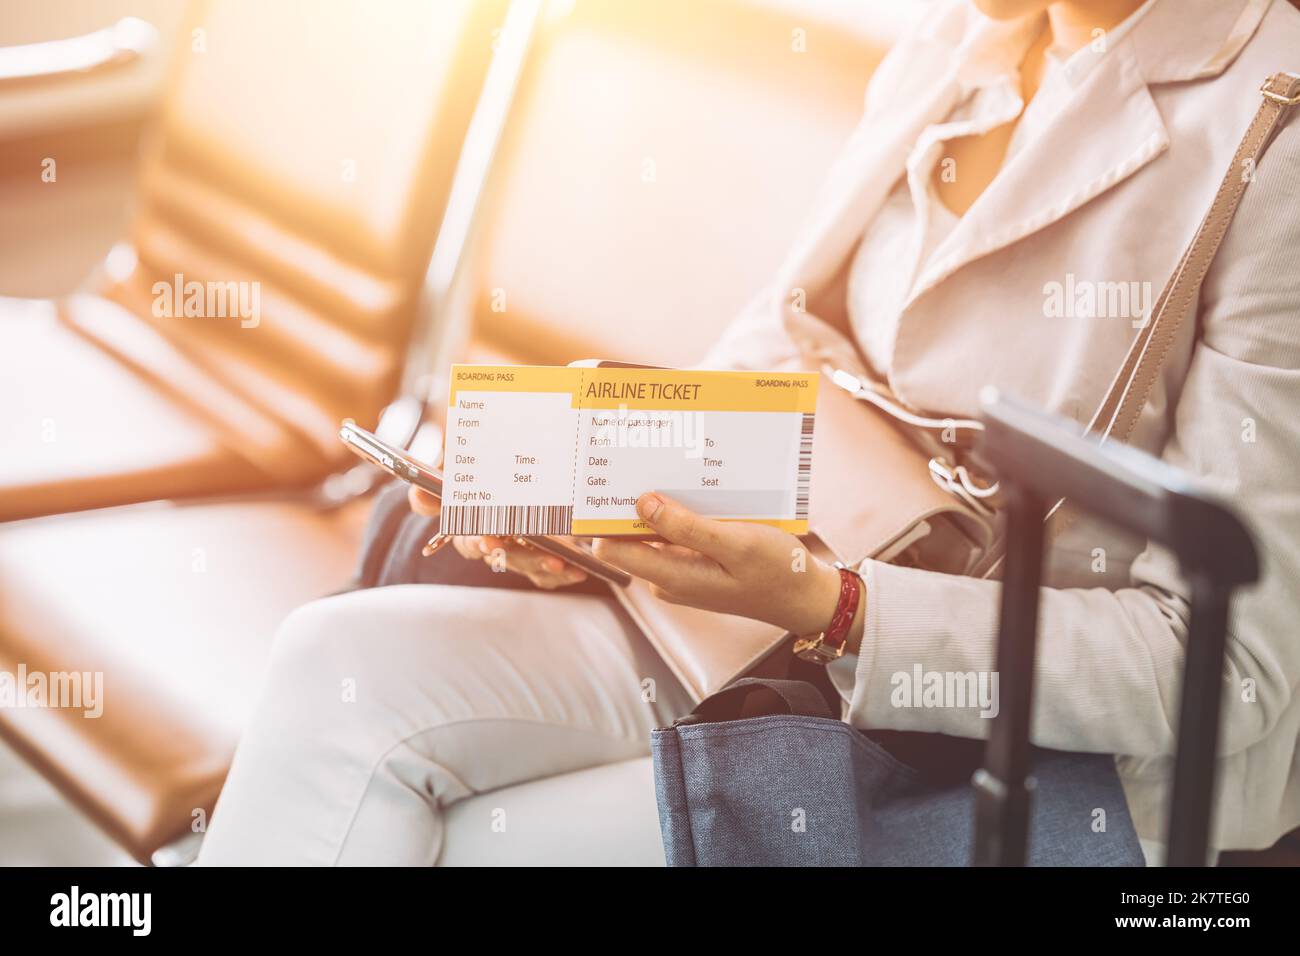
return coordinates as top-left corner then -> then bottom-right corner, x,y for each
0,17 -> 158,88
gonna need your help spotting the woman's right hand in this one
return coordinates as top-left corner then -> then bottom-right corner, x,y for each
408,486 -> 589,590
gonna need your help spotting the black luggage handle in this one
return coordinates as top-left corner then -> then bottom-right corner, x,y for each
973,390 -> 1260,867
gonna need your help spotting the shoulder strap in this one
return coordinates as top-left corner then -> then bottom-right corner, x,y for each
977,73 -> 1300,580
1087,72 -> 1300,446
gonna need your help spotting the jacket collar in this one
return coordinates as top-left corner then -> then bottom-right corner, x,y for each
1129,0 -> 1271,82
775,0 -> 1273,387
904,27 -> 1167,308
901,0 -> 1270,307
953,0 -> 1270,90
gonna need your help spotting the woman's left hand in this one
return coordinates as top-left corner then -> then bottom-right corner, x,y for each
593,493 -> 848,636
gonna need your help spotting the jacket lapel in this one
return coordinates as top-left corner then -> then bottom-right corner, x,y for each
777,8 -> 1077,298
774,9 -> 1033,372
903,41 -> 1168,309
770,35 -> 960,376
776,45 -> 958,298
768,0 -> 1271,398
885,0 -> 1271,410
897,0 -> 1272,308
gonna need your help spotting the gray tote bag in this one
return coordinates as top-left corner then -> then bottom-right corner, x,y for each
650,678 -> 1144,867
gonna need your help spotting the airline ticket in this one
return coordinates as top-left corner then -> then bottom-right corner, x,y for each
440,365 -> 818,536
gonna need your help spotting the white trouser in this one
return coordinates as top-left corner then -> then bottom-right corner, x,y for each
197,584 -> 694,866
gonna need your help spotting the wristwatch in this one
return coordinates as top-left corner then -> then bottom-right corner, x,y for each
793,565 -> 863,664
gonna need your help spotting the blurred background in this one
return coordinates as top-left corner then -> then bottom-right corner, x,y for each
0,0 -> 926,865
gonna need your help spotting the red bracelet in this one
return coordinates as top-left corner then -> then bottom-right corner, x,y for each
824,567 -> 863,653
794,566 -> 862,664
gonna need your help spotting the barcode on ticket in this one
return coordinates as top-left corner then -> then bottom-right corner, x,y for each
795,411 -> 814,521
441,504 -> 574,535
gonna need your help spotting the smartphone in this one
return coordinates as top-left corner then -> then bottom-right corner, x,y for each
339,419 -> 632,587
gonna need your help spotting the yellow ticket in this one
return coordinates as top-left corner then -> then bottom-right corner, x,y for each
442,365 -> 818,536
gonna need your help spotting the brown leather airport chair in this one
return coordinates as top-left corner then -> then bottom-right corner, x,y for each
0,0 -> 504,863
458,0 -> 887,369
0,0 -> 503,522
0,0 -> 891,866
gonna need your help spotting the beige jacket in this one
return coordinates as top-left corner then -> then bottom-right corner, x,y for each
706,0 -> 1300,849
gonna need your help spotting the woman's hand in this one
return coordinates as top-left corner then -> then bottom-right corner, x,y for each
593,493 -> 853,637
408,486 -> 589,590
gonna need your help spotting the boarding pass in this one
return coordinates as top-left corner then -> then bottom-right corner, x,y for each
440,365 -> 818,536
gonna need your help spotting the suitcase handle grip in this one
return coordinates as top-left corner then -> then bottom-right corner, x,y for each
974,391 -> 1259,867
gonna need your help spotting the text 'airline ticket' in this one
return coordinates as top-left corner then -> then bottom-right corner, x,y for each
440,365 -> 818,536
